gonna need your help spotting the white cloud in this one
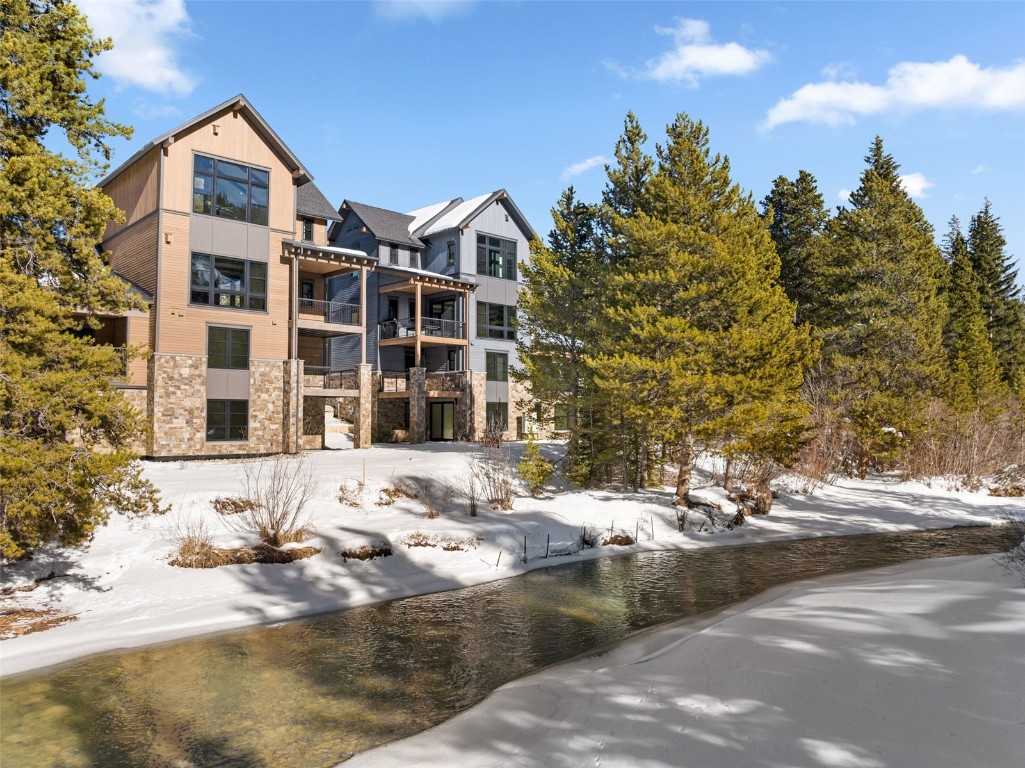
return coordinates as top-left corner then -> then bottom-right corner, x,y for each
821,62 -> 858,81
971,164 -> 991,175
78,0 -> 195,96
899,172 -> 934,199
765,55 -> 1025,129
838,188 -> 852,204
620,18 -> 771,86
561,155 -> 608,181
374,0 -> 474,22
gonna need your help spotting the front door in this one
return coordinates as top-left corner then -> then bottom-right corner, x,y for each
429,401 -> 454,441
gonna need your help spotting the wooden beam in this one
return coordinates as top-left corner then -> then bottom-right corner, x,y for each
414,282 -> 422,367
359,265 -> 367,365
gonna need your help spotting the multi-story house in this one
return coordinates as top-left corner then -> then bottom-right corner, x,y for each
94,95 -> 534,458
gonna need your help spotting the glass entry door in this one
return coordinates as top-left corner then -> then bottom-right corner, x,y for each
429,401 -> 454,441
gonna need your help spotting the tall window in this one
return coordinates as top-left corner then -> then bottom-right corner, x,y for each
486,351 -> 508,382
476,234 -> 517,281
207,326 -> 250,370
388,244 -> 398,265
193,155 -> 269,225
207,400 -> 248,441
447,241 -> 456,267
476,302 -> 516,340
554,404 -> 571,432
302,217 -> 314,242
190,252 -> 267,311
486,402 -> 508,430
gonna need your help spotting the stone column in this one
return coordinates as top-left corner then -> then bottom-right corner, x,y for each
282,358 -> 303,454
355,363 -> 374,449
471,370 -> 487,441
409,367 -> 427,444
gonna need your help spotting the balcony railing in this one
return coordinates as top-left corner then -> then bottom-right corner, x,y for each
298,298 -> 360,326
379,317 -> 465,340
302,365 -> 357,391
380,371 -> 409,392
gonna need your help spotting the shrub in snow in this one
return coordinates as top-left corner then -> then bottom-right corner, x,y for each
340,542 -> 393,561
470,449 -> 513,511
232,455 -> 317,547
517,434 -> 553,497
996,512 -> 1025,584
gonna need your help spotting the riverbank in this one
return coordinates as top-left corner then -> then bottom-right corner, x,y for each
347,554 -> 1025,768
1,441 -> 1020,677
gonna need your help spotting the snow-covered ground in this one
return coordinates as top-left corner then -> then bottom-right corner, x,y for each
1,440 -> 1021,678
347,554 -> 1025,768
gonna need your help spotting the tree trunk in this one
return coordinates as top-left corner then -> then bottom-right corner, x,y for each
638,427 -> 648,490
675,434 -> 695,505
723,458 -> 734,492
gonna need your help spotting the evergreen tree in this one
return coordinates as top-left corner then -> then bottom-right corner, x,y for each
818,137 -> 947,475
0,0 -> 160,559
942,217 -> 1006,416
760,170 -> 830,326
516,188 -> 605,484
968,199 -> 1025,382
591,114 -> 816,503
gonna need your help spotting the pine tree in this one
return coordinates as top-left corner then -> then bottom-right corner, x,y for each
942,217 -> 1006,416
0,0 -> 160,559
817,137 -> 947,475
968,199 -> 1025,382
760,170 -> 830,326
591,114 -> 816,503
517,188 -> 605,484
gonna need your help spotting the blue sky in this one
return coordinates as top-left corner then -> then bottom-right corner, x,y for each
78,0 -> 1025,268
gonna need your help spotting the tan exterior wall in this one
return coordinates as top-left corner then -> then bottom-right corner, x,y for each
162,110 -> 294,232
296,217 -> 329,246
103,147 -> 160,240
104,212 -> 159,296
154,212 -> 290,359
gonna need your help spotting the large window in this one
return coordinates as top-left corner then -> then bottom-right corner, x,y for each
191,252 -> 267,311
193,154 -> 269,225
207,400 -> 248,441
486,402 -> 508,431
486,351 -> 508,382
554,404 -> 572,432
477,234 -> 517,281
207,326 -> 250,370
476,302 -> 516,340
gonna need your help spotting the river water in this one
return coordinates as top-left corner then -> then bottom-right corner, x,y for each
1,525 -> 1017,767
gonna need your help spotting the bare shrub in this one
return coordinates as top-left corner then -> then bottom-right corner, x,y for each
234,456 -> 318,547
995,512 -> 1025,584
457,468 -> 480,517
399,531 -> 478,551
469,450 -> 513,511
601,533 -> 635,546
378,480 -> 416,506
338,480 -> 364,508
578,525 -> 600,549
169,517 -> 231,568
340,542 -> 393,561
989,485 -> 1025,498
480,419 -> 504,449
212,496 -> 258,516
410,479 -> 451,519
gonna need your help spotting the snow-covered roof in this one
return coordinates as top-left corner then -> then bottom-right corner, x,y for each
422,192 -> 494,237
407,198 -> 461,237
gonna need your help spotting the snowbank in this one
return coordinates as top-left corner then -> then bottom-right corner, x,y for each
1,442 -> 1020,677
346,555 -> 1025,768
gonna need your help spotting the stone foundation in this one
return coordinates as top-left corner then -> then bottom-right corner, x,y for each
302,395 -> 325,450
375,398 -> 409,443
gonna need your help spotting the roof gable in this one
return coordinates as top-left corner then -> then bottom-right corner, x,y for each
341,200 -> 424,248
297,182 -> 340,221
102,94 -> 311,187
422,190 -> 537,241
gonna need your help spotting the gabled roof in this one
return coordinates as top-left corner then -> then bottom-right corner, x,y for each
407,198 -> 462,239
112,271 -> 153,302
101,94 -> 311,187
341,200 -> 424,248
420,189 -> 537,241
297,182 -> 340,221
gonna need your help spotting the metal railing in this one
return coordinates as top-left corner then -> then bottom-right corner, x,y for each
302,366 -> 357,391
379,317 -> 465,340
297,298 -> 360,326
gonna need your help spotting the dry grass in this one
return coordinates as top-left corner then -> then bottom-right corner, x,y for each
211,496 -> 259,516
338,481 -> 365,507
169,516 -> 319,568
340,542 -> 393,561
601,533 -> 636,546
378,481 -> 416,506
989,486 -> 1025,497
0,605 -> 76,639
399,531 -> 478,551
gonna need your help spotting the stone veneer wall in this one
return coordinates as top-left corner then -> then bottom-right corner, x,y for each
470,371 -> 487,441
116,387 -> 149,455
302,395 -> 325,450
507,379 -> 534,440
375,398 -> 408,443
149,353 -> 289,458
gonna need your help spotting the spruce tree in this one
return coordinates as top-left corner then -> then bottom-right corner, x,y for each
942,217 -> 1006,416
968,199 -> 1025,382
591,114 -> 815,503
760,170 -> 830,326
818,137 -> 947,475
0,0 -> 160,558
517,188 -> 605,484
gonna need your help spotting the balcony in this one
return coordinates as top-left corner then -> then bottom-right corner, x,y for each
378,317 -> 466,345
297,298 -> 362,337
302,365 -> 359,397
